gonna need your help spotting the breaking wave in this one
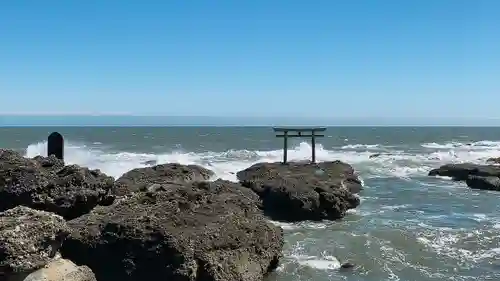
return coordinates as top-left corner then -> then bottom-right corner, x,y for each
24,139 -> 500,181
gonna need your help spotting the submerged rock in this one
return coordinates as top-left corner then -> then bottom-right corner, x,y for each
340,262 -> 355,270
486,157 -> 500,164
466,175 -> 500,191
428,163 -> 500,181
61,179 -> 283,281
141,160 -> 157,166
113,163 -> 215,196
0,149 -> 115,220
0,206 -> 70,278
236,161 -> 361,222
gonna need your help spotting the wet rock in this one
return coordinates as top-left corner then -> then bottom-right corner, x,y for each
17,258 -> 96,281
486,157 -> 500,164
428,163 -> 500,181
236,161 -> 361,222
369,153 -> 398,159
0,149 -> 115,220
340,262 -> 355,270
113,163 -> 215,196
0,206 -> 70,278
61,179 -> 283,281
466,175 -> 500,191
141,160 -> 157,166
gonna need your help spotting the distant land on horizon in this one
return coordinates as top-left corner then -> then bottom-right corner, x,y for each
2,115 -> 500,127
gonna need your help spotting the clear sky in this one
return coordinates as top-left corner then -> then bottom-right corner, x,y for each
0,0 -> 498,120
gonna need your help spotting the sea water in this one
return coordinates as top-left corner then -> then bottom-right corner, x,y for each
2,126 -> 500,281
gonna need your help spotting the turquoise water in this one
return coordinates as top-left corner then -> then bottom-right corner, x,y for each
2,126 -> 500,281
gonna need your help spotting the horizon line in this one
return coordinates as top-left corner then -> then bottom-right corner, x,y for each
2,114 -> 500,120
3,125 -> 500,128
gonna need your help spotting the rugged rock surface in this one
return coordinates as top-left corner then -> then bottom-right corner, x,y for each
113,163 -> 215,196
0,206 -> 70,279
0,149 -> 115,220
16,258 -> 96,281
428,163 -> 500,181
236,161 -> 362,222
466,175 -> 500,191
61,179 -> 283,281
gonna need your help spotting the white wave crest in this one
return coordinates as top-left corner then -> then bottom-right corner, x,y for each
24,139 -> 500,181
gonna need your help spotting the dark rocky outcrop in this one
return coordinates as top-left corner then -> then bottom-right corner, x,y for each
61,179 -> 283,281
369,153 -> 398,159
428,163 -> 500,192
0,149 -> 115,220
486,157 -> 500,164
0,206 -> 70,279
369,153 -> 382,159
466,175 -> 500,191
113,163 -> 215,196
141,160 -> 157,166
236,161 -> 361,222
428,163 -> 500,181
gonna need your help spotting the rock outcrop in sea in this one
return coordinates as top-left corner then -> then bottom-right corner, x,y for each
236,161 -> 362,221
429,163 -> 500,191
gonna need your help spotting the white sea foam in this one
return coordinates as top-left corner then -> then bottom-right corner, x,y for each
24,139 -> 500,181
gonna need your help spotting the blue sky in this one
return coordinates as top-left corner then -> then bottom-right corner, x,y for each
0,0 -> 499,121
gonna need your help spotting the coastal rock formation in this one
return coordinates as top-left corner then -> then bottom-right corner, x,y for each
61,179 -> 283,281
428,163 -> 500,181
428,163 -> 500,191
0,149 -> 115,220
236,161 -> 362,222
466,175 -> 500,191
113,163 -> 215,196
0,206 -> 70,278
18,258 -> 96,281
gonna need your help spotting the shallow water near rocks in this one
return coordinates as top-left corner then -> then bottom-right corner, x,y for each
2,126 -> 500,281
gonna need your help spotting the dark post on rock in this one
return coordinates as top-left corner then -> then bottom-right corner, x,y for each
48,132 -> 64,160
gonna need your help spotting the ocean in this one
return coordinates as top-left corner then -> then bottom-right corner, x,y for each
2,126 -> 500,281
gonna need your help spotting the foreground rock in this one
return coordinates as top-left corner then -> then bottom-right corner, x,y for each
428,163 -> 500,181
16,258 -> 96,281
0,149 -> 115,220
0,206 -> 70,279
113,163 -> 215,196
61,179 -> 283,281
236,161 -> 361,222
